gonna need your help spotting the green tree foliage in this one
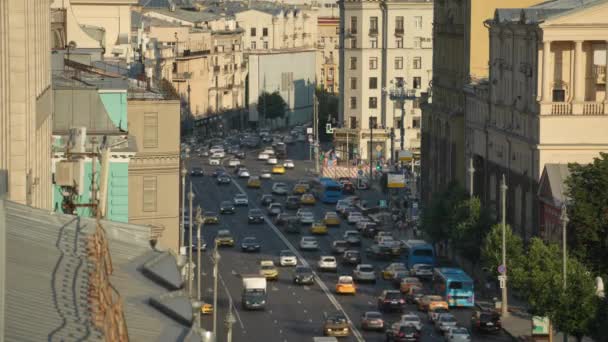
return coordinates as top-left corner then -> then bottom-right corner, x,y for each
591,296 -> 608,341
565,152 -> 608,276
257,91 -> 287,127
420,182 -> 466,245
480,223 -> 526,291
449,197 -> 493,262
315,88 -> 338,142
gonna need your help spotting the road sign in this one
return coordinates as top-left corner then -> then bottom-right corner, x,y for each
498,275 -> 506,289
357,170 -> 364,176
532,316 -> 551,336
387,173 -> 406,188
325,123 -> 334,134
498,264 -> 506,274
398,150 -> 413,162
306,127 -> 313,134
375,144 -> 383,152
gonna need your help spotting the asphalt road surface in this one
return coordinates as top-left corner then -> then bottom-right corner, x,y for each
183,138 -> 512,342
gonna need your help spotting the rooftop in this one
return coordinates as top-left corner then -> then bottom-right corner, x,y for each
494,0 -> 607,24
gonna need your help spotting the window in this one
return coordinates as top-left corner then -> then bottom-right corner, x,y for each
251,28 -> 256,36
329,67 -> 334,77
369,97 -> 378,109
414,38 -> 420,48
369,57 -> 378,70
369,77 -> 377,89
369,116 -> 378,128
396,38 -> 403,48
370,17 -> 378,34
395,77 -> 404,85
251,41 -> 256,49
350,97 -> 357,109
370,38 -> 377,48
143,176 -> 157,212
413,117 -> 421,128
263,28 -> 268,36
350,16 -> 357,33
395,16 -> 404,32
413,76 -> 421,89
263,41 -> 268,49
394,118 -> 402,129
350,117 -> 358,129
415,16 -> 422,28
350,57 -> 357,70
395,57 -> 403,69
413,56 -> 421,69
413,98 -> 420,109
553,89 -> 565,102
321,68 -> 325,78
351,37 -> 357,48
336,26 -> 340,34
143,113 -> 158,148
350,77 -> 357,90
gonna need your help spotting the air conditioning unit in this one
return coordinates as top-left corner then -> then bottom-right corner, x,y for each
55,160 -> 85,195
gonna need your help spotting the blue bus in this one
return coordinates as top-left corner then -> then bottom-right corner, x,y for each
432,268 -> 475,307
314,177 -> 343,204
402,240 -> 435,269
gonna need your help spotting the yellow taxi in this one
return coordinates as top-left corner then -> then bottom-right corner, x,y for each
310,221 -> 328,235
259,260 -> 279,280
417,294 -> 445,312
202,212 -> 219,224
300,193 -> 316,205
201,303 -> 213,315
382,262 -> 407,280
400,277 -> 423,294
247,176 -> 261,188
323,211 -> 341,226
336,276 -> 356,295
428,299 -> 449,313
293,183 -> 308,194
272,165 -> 286,174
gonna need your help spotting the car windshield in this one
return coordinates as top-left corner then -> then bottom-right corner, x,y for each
451,328 -> 468,335
480,313 -> 497,322
327,316 -> 347,324
322,257 -> 335,262
346,251 -> 359,257
205,212 -> 217,216
243,238 -> 257,243
366,312 -> 382,319
250,209 -> 262,215
334,241 -> 347,247
303,237 -> 316,242
440,315 -> 456,323
359,266 -> 374,272
280,251 -> 293,257
218,232 -> 230,237
236,194 -> 247,199
296,267 -> 311,274
385,292 -> 401,299
261,265 -> 274,270
400,326 -> 417,333
221,201 -> 232,206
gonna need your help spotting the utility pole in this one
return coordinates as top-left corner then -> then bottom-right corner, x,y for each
560,202 -> 569,342
468,157 -> 475,197
369,116 -> 374,182
500,174 -> 509,317
390,128 -> 395,165
212,241 -> 220,338
346,131 -> 350,176
188,182 -> 195,298
225,298 -> 236,342
314,92 -> 320,174
387,80 -> 417,153
195,205 -> 204,327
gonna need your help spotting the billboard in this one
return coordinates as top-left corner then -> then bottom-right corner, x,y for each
398,150 -> 413,162
387,173 -> 406,188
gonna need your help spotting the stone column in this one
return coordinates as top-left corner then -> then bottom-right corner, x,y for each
542,40 -> 552,102
605,41 -> 608,102
573,40 -> 585,102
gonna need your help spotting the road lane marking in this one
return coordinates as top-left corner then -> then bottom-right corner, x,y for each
229,174 -> 365,342
217,272 -> 245,330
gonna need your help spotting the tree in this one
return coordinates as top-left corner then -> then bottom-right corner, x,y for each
449,197 -> 493,262
518,238 -> 562,315
565,152 -> 608,276
257,91 -> 287,128
480,223 -> 526,291
316,88 -> 338,142
420,182 -> 466,249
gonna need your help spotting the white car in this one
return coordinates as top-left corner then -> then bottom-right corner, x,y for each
299,236 -> 319,250
238,168 -> 250,178
317,256 -> 337,272
209,145 -> 224,154
411,264 -> 433,278
435,313 -> 458,334
212,151 -> 226,158
279,250 -> 297,266
446,327 -> 472,342
347,211 -> 364,225
262,148 -> 275,155
267,157 -> 278,165
271,182 -> 288,195
209,158 -> 221,166
400,312 -> 422,332
352,264 -> 376,283
260,170 -> 272,179
233,194 -> 249,206
299,212 -> 314,224
257,152 -> 269,160
228,159 -> 240,167
335,200 -> 349,212
283,160 -> 295,168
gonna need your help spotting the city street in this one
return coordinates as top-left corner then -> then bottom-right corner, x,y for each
185,139 -> 513,342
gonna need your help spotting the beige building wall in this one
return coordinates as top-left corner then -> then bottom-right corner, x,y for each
127,99 -> 181,252
0,0 -> 53,209
317,17 -> 340,93
464,1 -> 608,239
337,0 -> 432,161
421,0 -> 541,205
209,30 -> 247,113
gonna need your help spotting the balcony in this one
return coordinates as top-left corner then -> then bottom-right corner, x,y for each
172,72 -> 192,81
540,101 -> 607,115
593,65 -> 606,84
213,65 -> 221,74
368,28 -> 378,36
394,28 -> 404,36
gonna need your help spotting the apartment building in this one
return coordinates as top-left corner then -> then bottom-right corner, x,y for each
464,0 -> 608,240
317,17 -> 340,93
0,0 -> 53,209
420,0 -> 541,205
336,0 -> 433,161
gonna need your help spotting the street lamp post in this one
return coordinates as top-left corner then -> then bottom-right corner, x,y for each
560,202 -> 569,342
195,205 -> 204,327
188,182 -> 195,298
212,241 -> 220,338
369,116 -> 374,182
387,80 -> 417,154
225,298 -> 236,342
468,157 -> 475,197
500,174 -> 509,317
180,166 -> 187,251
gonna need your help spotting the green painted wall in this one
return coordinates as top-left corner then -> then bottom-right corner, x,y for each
53,159 -> 129,223
99,92 -> 128,131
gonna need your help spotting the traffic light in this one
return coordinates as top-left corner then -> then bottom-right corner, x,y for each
375,161 -> 382,171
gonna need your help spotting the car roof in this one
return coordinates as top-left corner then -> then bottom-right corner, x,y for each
218,229 -> 230,234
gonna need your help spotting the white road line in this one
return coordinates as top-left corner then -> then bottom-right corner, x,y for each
229,175 -> 366,342
217,272 -> 245,330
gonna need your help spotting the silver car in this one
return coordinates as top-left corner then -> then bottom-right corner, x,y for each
399,312 -> 422,332
446,326 -> 471,342
299,236 -> 319,251
233,193 -> 249,206
352,264 -> 376,283
435,313 -> 458,334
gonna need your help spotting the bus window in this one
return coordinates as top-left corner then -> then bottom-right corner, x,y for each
413,249 -> 433,257
448,281 -> 463,289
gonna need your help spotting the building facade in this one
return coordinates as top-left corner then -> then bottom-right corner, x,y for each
421,0 -> 540,205
0,0 -> 54,209
317,16 -> 340,93
336,0 -> 433,162
464,0 -> 608,240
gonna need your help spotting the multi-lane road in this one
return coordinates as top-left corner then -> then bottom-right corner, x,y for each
184,138 -> 511,342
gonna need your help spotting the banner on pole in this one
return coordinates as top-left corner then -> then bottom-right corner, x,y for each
387,173 -> 406,188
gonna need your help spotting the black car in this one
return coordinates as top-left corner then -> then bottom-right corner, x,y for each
362,225 -> 382,238
274,213 -> 294,226
240,237 -> 261,252
377,290 -> 405,313
285,196 -> 300,210
285,218 -> 300,234
260,194 -> 274,206
293,265 -> 314,285
386,324 -> 420,341
234,151 -> 246,159
366,244 -> 394,260
342,250 -> 361,265
248,209 -> 264,224
212,168 -> 225,177
217,174 -> 231,184
220,201 -> 235,214
190,167 -> 204,177
471,309 -> 502,333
